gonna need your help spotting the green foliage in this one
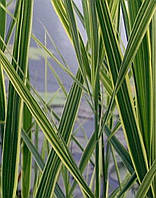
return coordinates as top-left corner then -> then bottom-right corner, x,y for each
0,0 -> 156,197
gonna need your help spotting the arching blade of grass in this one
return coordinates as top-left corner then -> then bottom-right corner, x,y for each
0,0 -> 6,140
96,0 -> 150,189
2,1 -> 34,197
35,70 -> 83,198
0,50 -> 94,198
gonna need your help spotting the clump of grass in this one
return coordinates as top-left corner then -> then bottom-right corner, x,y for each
0,0 -> 156,198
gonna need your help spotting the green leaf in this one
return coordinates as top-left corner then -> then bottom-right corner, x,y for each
22,79 -> 32,198
151,12 -> 156,195
0,0 -> 6,139
2,1 -> 34,197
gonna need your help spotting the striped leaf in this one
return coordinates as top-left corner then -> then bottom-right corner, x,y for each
2,1 -> 34,197
22,81 -> 32,198
0,0 -> 6,140
152,12 -> 156,195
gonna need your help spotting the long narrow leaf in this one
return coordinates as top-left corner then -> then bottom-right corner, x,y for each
22,82 -> 32,198
152,12 -> 156,194
2,1 -> 33,197
0,0 -> 6,139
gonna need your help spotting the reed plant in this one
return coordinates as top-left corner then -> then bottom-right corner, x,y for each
0,0 -> 156,197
